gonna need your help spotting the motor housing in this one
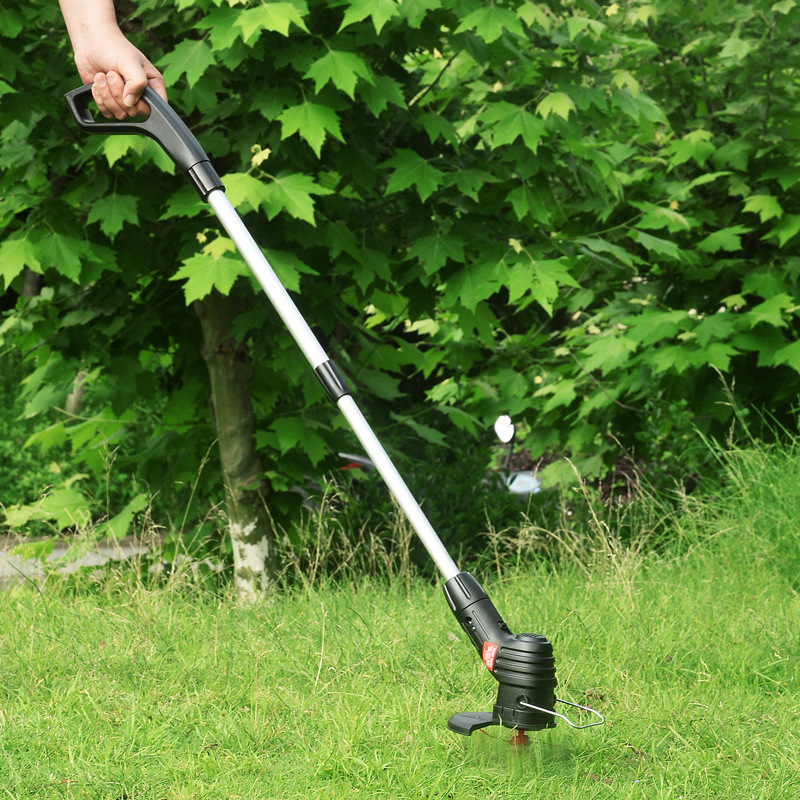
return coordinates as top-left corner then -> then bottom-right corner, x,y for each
443,572 -> 558,734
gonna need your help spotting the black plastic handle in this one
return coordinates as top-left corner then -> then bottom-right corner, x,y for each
64,84 -> 223,200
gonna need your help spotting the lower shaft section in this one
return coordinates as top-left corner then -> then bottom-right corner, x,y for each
337,395 -> 460,580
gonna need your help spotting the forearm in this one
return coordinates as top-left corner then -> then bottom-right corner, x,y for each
59,0 -> 120,49
59,0 -> 167,116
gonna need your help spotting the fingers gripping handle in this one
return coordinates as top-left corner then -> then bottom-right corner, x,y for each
64,84 -> 223,200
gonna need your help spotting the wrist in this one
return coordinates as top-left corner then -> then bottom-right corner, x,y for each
70,20 -> 123,51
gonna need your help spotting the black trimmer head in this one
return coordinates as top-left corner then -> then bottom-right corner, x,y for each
444,572 -> 603,740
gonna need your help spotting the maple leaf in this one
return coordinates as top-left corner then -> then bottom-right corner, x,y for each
278,102 -> 344,157
697,225 -> 751,253
535,91 -> 577,121
160,39 -> 216,89
262,173 -> 333,226
38,233 -> 92,283
482,102 -> 547,152
382,149 -> 444,202
171,238 -> 250,304
454,4 -> 524,43
407,233 -> 465,276
743,194 -> 783,224
234,2 -> 309,41
223,173 -> 273,214
303,50 -> 373,99
87,193 -> 139,239
338,0 -> 400,35
0,235 -> 40,289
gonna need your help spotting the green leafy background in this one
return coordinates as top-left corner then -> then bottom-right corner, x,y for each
2,0 -> 800,543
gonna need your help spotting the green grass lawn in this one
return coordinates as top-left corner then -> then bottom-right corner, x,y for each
1,440 -> 799,798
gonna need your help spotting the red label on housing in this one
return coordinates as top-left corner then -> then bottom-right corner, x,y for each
482,642 -> 498,671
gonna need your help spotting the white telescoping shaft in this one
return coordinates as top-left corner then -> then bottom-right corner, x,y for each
207,189 -> 460,582
335,394 -> 459,581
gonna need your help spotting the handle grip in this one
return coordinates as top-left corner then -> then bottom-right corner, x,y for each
64,84 -> 223,199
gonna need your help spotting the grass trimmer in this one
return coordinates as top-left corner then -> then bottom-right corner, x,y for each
65,85 -> 603,742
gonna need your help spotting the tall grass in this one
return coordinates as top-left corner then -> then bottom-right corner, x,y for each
275,488 -> 419,590
1,435 -> 799,798
683,435 -> 800,587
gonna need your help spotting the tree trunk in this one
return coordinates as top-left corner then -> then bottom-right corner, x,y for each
22,269 -> 42,299
194,290 -> 274,601
65,370 -> 87,416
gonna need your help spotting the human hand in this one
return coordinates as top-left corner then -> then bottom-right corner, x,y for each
73,27 -> 167,120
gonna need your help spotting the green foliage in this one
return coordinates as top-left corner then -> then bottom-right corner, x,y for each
406,0 -> 800,485
0,351 -> 71,515
2,0 -> 800,550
